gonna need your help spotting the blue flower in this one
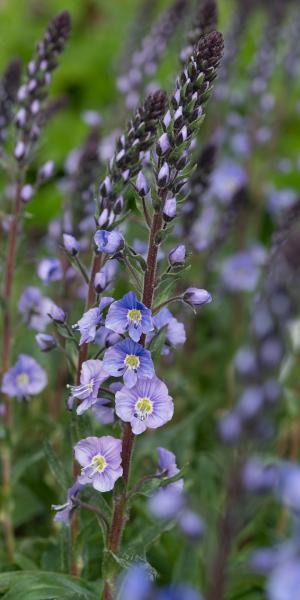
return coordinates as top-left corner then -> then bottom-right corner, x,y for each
105,291 -> 153,342
2,354 -> 47,400
75,435 -> 123,492
18,286 -> 53,331
67,359 -> 109,415
73,297 -> 114,345
152,308 -> 186,354
37,257 -> 63,283
103,339 -> 154,388
94,229 -> 124,254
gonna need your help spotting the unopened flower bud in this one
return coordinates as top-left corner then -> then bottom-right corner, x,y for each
100,175 -> 112,197
27,79 -> 37,93
17,85 -> 27,102
14,140 -> 26,160
158,162 -> 170,187
94,229 -> 125,255
49,303 -> 66,323
136,171 -> 149,196
163,197 -> 176,221
94,271 -> 107,293
31,99 -> 40,115
157,133 -> 171,157
20,184 -> 34,203
177,125 -> 188,144
169,244 -> 186,266
114,195 -> 124,215
15,108 -> 27,128
183,287 -> 212,307
38,160 -> 55,181
163,110 -> 172,129
63,233 -> 80,256
36,333 -> 57,352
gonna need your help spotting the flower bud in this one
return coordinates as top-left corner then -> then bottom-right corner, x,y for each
163,197 -> 176,221
100,175 -> 112,197
15,108 -> 27,128
31,99 -> 40,115
156,133 -> 171,156
94,271 -> 107,293
169,244 -> 186,266
98,208 -> 110,228
49,303 -> 66,323
38,160 -> 55,181
183,287 -> 212,307
177,125 -> 188,145
114,195 -> 124,215
136,171 -> 149,196
36,333 -> 57,352
158,162 -> 170,187
20,184 -> 34,203
14,140 -> 26,160
94,229 -> 125,255
63,233 -> 80,256
163,110 -> 172,129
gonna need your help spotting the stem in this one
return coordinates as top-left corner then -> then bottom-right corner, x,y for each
103,192 -> 166,598
153,295 -> 183,313
207,463 -> 242,600
70,251 -> 103,576
1,180 -> 23,563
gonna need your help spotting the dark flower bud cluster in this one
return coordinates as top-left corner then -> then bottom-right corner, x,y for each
97,90 -> 167,222
180,0 -> 218,64
156,31 -> 224,205
117,0 -> 187,108
0,59 -> 22,146
14,11 -> 71,162
220,207 -> 300,446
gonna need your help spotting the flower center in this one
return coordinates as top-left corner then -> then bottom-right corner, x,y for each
91,454 -> 107,473
125,354 -> 140,370
134,396 -> 153,421
16,373 -> 29,387
127,309 -> 142,323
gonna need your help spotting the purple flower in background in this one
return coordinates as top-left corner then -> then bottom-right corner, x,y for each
36,333 -> 57,352
94,230 -> 124,254
210,160 -> 247,204
277,464 -> 300,513
18,286 -> 53,331
156,585 -> 203,600
118,564 -> 153,600
63,233 -> 80,255
152,308 -> 186,352
267,560 -> 300,600
242,459 -> 278,493
48,302 -> 66,323
183,288 -> 212,308
267,187 -> 297,220
67,359 -> 108,414
148,487 -> 184,519
75,435 -> 123,492
106,291 -> 153,342
74,297 -> 114,344
178,510 -> 205,540
103,338 -> 154,388
157,447 -> 183,492
95,326 -> 121,348
221,251 -> 261,292
52,479 -> 82,524
115,376 -> 174,434
37,257 -> 63,283
2,354 -> 47,399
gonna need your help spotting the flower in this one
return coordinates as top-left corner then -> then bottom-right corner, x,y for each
267,560 -> 300,600
36,333 -> 57,352
115,376 -> 174,434
52,480 -> 82,523
105,291 -> 153,342
103,339 -> 154,388
63,233 -> 80,255
210,160 -> 247,204
74,435 -> 123,492
157,447 -> 183,492
118,564 -> 153,600
221,250 -> 264,293
163,197 -> 176,221
183,287 -> 212,308
148,487 -> 184,519
178,510 -> 205,540
18,286 -> 53,331
48,302 -> 66,323
67,359 -> 108,415
2,354 -> 47,399
94,230 -> 124,255
136,171 -> 149,196
37,257 -> 63,283
169,244 -> 186,266
152,308 -> 186,353
73,297 -> 114,345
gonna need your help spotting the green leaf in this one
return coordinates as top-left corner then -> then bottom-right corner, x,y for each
127,520 -> 176,557
43,440 -> 70,493
12,450 -> 44,485
0,572 -> 98,600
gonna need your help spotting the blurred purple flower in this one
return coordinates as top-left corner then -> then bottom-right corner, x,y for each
2,354 -> 47,399
73,297 -> 114,345
37,257 -> 63,283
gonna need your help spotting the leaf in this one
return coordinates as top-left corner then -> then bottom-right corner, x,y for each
127,520 -> 176,557
12,450 -> 44,485
43,440 -> 70,493
0,572 -> 98,600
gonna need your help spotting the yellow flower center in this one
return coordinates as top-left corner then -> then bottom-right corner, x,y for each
16,373 -> 29,386
134,396 -> 153,420
125,354 -> 140,369
91,454 -> 107,473
127,309 -> 142,323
